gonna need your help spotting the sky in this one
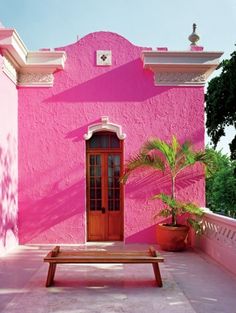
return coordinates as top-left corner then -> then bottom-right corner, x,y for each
0,0 -> 235,154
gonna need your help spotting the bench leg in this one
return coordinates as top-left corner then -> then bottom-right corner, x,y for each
152,263 -> 163,287
46,263 -> 57,287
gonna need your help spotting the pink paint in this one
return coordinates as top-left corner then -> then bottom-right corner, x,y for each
17,32 -> 205,244
190,46 -> 204,51
0,54 -> 18,256
39,48 -> 51,51
156,47 -> 168,51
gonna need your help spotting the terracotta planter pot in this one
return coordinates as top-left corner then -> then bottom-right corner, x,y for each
156,223 -> 190,251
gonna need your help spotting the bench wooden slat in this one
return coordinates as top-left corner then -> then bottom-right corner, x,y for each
44,258 -> 163,264
44,254 -> 164,261
56,250 -> 152,256
44,257 -> 164,263
44,246 -> 164,287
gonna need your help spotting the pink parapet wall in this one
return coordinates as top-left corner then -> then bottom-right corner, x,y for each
0,54 -> 18,256
18,32 -> 205,244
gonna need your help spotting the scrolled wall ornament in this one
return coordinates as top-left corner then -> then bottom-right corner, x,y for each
18,73 -> 54,86
155,72 -> 206,86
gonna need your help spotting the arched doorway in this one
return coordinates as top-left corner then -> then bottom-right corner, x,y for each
86,131 -> 124,241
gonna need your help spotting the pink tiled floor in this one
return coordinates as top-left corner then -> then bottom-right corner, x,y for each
0,244 -> 236,313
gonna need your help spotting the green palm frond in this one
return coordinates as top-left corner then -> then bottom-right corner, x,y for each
194,151 -> 217,177
152,193 -> 179,208
120,152 -> 165,183
174,142 -> 212,176
171,135 -> 180,158
153,193 -> 204,225
142,138 -> 175,168
157,209 -> 172,218
175,150 -> 216,177
181,202 -> 204,217
187,218 -> 203,235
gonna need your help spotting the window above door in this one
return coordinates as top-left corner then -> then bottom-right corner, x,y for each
87,132 -> 121,149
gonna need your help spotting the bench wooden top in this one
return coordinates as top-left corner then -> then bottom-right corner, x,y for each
44,246 -> 164,264
44,246 -> 164,287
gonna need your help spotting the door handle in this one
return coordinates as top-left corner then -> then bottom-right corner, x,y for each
101,207 -> 106,214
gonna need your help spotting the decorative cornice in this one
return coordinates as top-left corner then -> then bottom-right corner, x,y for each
142,50 -> 223,86
0,28 -> 66,87
18,73 -> 54,87
84,116 -> 126,140
155,72 -> 207,86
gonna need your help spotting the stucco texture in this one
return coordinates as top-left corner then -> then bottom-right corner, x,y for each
0,54 -> 18,255
18,32 -> 205,244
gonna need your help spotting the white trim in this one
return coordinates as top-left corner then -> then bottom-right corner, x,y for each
0,28 -> 66,87
202,208 -> 236,227
142,50 -> 223,86
2,56 -> 18,84
84,116 -> 126,140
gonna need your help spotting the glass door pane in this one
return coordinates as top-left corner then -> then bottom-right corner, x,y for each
89,154 -> 102,211
108,155 -> 120,211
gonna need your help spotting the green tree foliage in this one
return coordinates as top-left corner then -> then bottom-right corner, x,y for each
206,148 -> 236,218
206,49 -> 236,160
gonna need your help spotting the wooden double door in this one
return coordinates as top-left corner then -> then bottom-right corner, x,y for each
86,132 -> 123,241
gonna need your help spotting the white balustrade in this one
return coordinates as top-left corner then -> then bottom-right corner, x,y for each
196,209 -> 236,275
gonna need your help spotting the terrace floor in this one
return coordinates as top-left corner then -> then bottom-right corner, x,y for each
0,243 -> 236,313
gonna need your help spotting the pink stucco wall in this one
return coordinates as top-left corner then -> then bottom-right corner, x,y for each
0,54 -> 18,255
18,32 -> 205,244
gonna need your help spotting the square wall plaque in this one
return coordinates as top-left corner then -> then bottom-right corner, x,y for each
96,50 -> 112,66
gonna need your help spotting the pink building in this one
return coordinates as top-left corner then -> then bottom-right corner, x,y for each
0,26 -> 222,255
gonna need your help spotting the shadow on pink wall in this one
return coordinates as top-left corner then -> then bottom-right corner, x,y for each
0,135 -> 18,252
124,167 -> 204,201
125,216 -> 195,245
125,170 -> 204,244
126,225 -> 157,244
65,120 -> 100,142
19,179 -> 85,243
45,59 -> 173,103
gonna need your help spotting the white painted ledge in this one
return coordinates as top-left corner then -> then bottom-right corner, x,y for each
142,50 -> 223,86
0,29 -> 66,87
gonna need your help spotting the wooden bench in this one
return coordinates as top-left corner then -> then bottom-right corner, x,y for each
44,246 -> 164,287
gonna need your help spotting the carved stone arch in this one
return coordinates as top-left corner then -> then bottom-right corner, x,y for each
84,116 -> 126,140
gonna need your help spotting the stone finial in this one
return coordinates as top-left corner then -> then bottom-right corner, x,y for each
188,23 -> 200,46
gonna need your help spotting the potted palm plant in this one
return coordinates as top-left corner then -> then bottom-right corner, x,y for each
121,135 -> 213,251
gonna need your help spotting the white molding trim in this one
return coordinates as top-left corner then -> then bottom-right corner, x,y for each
84,116 -> 126,140
2,56 -> 18,84
0,28 -> 66,87
142,50 -> 223,86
